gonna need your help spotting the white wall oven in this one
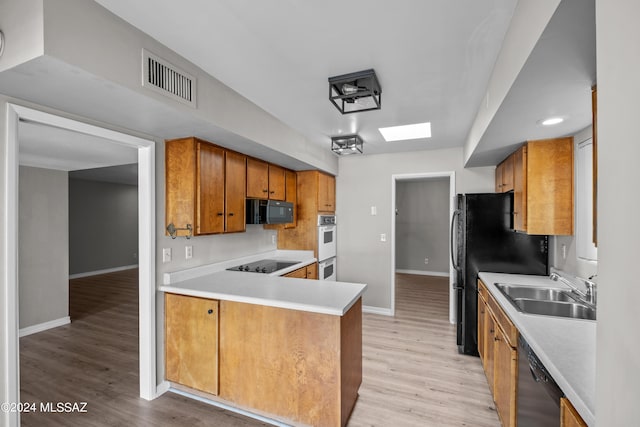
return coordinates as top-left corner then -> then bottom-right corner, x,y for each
318,257 -> 336,281
317,215 -> 336,262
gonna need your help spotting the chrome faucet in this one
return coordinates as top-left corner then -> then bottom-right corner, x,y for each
550,270 -> 597,307
582,278 -> 597,306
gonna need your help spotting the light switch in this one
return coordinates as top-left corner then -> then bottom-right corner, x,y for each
380,233 -> 386,242
371,206 -> 377,216
185,245 -> 193,260
162,248 -> 171,263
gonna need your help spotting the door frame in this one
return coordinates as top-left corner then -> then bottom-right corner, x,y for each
390,171 -> 456,323
3,103 -> 157,427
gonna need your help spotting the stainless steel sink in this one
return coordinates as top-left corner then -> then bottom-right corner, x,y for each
513,299 -> 596,320
494,283 -> 596,320
495,284 -> 577,302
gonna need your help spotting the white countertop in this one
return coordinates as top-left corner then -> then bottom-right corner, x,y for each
160,250 -> 366,316
478,272 -> 595,426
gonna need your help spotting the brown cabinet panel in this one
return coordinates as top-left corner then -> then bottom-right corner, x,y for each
246,158 -> 269,199
225,151 -> 246,233
513,146 -> 528,232
493,326 -> 517,427
495,156 -> 514,193
526,137 -> 574,235
165,293 -> 219,395
284,169 -> 297,228
561,397 -> 588,427
268,164 -> 286,201
305,262 -> 318,280
197,143 -> 225,234
318,172 -> 336,212
166,138 -> 197,237
283,266 -> 307,278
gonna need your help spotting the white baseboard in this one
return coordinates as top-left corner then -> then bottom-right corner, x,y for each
155,381 -> 171,398
19,316 -> 70,337
395,269 -> 449,277
69,264 -> 139,279
362,305 -> 393,316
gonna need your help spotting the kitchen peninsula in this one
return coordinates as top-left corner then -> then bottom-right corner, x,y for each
160,250 -> 367,427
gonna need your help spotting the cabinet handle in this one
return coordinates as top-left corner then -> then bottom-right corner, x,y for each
217,212 -> 224,216
228,213 -> 235,217
263,189 -> 268,193
270,191 -> 275,194
494,336 -> 501,342
207,309 -> 213,314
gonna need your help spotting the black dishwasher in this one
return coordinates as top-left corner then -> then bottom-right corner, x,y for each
517,335 -> 564,426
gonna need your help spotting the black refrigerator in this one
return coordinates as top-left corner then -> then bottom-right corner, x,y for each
452,193 -> 548,355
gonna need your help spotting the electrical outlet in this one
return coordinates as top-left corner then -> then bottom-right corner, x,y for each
371,206 -> 377,216
185,245 -> 193,260
424,258 -> 429,265
380,233 -> 386,242
162,248 -> 171,263
561,244 -> 567,260
272,235 -> 276,245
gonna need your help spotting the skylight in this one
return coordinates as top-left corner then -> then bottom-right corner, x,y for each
378,122 -> 432,142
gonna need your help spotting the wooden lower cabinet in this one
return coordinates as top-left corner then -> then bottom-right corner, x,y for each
165,293 -> 362,427
283,263 -> 318,279
561,398 -> 588,427
165,293 -> 219,395
477,280 -> 517,427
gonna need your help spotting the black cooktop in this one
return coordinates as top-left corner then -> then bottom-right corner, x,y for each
227,259 -> 299,274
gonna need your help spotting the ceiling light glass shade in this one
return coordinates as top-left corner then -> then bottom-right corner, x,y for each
328,69 -> 381,114
378,122 -> 432,142
541,117 -> 564,126
331,134 -> 363,155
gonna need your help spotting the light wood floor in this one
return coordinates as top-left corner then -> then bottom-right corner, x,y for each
19,270 -> 499,427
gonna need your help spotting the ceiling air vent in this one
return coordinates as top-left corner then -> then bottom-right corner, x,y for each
142,49 -> 196,107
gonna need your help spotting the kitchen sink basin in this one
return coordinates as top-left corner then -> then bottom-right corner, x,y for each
513,299 -> 597,320
495,284 -> 577,302
494,283 -> 596,320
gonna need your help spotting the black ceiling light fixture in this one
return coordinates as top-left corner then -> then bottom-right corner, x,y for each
331,134 -> 364,155
328,69 -> 381,114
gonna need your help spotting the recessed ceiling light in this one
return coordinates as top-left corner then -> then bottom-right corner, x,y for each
541,117 -> 564,126
378,122 -> 432,142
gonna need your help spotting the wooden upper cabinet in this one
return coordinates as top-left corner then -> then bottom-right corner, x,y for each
318,172 -> 336,212
268,164 -> 286,201
506,137 -> 573,235
197,143 -> 225,234
513,146 -> 528,232
526,137 -> 574,235
495,155 -> 514,193
225,151 -> 247,233
284,169 -> 297,229
166,137 -> 247,235
561,397 -> 588,427
246,158 -> 269,199
247,159 -> 286,200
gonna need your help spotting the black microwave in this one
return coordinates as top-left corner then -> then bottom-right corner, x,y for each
246,199 -> 294,224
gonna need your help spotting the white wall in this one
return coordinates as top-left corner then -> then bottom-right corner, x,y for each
550,126 -> 597,280
395,179 -> 450,274
0,0 -> 44,73
595,0 -> 640,424
337,147 -> 494,310
18,166 -> 69,329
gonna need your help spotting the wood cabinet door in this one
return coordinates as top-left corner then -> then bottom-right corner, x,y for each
502,155 -> 514,192
513,146 -> 527,232
225,151 -> 246,233
561,397 -> 588,427
196,142 -> 225,234
318,173 -> 336,212
493,326 -> 517,427
284,169 -> 297,229
306,263 -> 318,280
165,138 -> 197,237
284,267 -> 307,278
527,137 -> 574,235
165,294 -> 219,395
484,311 -> 496,395
268,165 -> 286,200
246,158 -> 269,199
478,294 -> 486,361
495,162 -> 503,192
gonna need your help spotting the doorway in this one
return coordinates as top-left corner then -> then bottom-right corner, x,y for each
3,104 -> 156,427
391,172 -> 456,323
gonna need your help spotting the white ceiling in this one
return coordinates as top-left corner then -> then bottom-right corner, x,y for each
94,0 -> 519,156
19,120 -> 137,171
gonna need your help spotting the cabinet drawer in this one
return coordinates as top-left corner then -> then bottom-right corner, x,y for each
487,291 -> 518,348
478,279 -> 489,302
